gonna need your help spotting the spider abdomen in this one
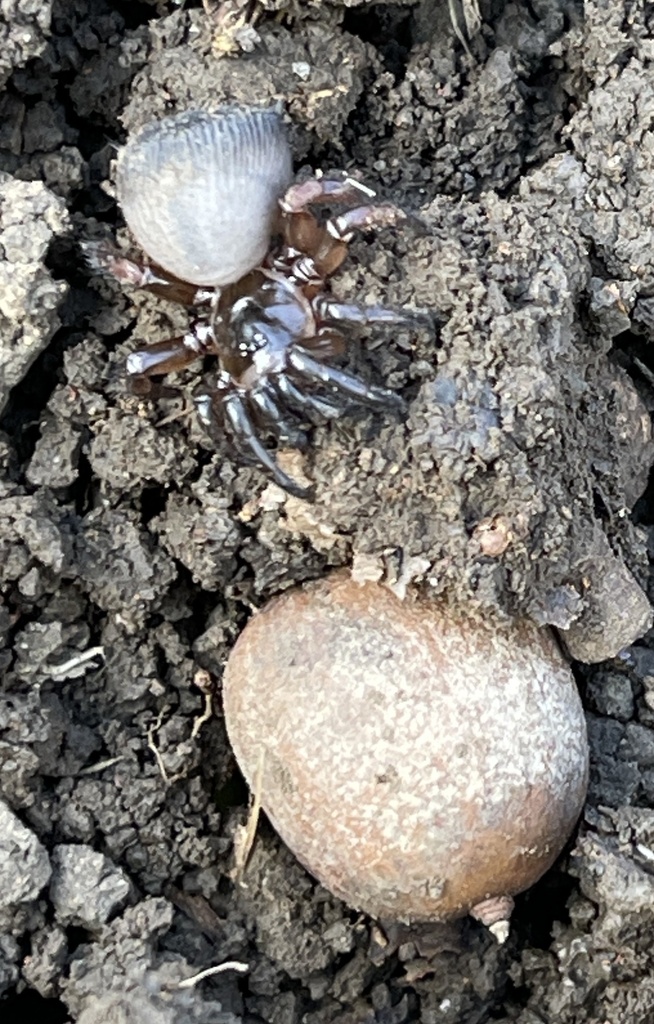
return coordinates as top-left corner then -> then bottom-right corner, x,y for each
115,107 -> 293,288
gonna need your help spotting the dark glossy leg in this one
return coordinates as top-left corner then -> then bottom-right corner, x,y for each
222,392 -> 313,499
193,386 -> 223,445
313,298 -> 417,326
288,348 -> 405,412
299,327 -> 347,360
83,239 -> 210,306
126,323 -> 214,378
273,374 -> 346,419
249,382 -> 308,449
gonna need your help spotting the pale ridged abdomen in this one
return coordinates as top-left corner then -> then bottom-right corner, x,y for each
116,106 -> 293,287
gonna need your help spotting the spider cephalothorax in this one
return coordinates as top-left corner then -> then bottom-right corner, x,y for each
86,105 -> 418,498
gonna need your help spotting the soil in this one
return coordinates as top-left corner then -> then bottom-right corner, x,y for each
2,1 -> 654,1022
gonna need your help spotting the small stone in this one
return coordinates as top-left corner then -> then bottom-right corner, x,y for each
585,669 -> 634,721
50,844 -> 132,929
0,798 -> 51,907
559,554 -> 652,663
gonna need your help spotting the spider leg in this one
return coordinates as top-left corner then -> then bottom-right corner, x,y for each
126,323 -> 214,379
288,348 -> 405,412
313,298 -> 420,327
221,392 -> 313,500
327,203 -> 407,243
82,239 -> 157,286
280,175 -> 377,214
83,239 -> 211,306
249,381 -> 309,449
282,201 -> 412,283
272,373 -> 347,420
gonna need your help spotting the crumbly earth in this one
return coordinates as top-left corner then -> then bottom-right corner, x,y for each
2,1 -> 654,1022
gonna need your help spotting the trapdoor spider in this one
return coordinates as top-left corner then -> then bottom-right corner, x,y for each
86,106 -> 418,499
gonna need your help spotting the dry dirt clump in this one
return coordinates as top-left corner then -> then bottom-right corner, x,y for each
2,2 -> 654,1023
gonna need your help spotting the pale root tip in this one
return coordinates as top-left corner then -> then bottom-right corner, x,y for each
488,919 -> 511,944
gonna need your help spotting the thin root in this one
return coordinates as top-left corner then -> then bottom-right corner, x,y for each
231,746 -> 265,884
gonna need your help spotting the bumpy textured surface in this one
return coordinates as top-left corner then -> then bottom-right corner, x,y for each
116,107 -> 292,286
0,178 -> 68,414
224,572 -> 589,921
0,1 -> 52,88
